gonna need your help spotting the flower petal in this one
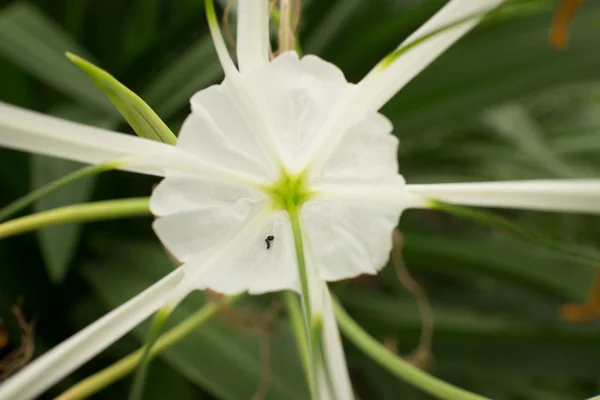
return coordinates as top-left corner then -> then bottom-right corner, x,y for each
0,102 -> 172,176
237,0 -> 270,74
243,52 -> 351,172
189,210 -> 299,294
302,259 -> 353,399
153,178 -> 299,295
313,180 -> 427,210
302,198 -> 401,281
310,111 -> 399,185
320,285 -> 354,399
406,180 -> 600,214
151,176 -> 268,263
0,102 -> 256,186
0,268 -> 184,400
355,0 -> 505,111
205,0 -> 238,79
188,86 -> 277,180
206,1 -> 294,170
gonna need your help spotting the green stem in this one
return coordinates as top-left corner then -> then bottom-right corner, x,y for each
0,198 -> 151,240
288,207 -> 312,320
283,291 -> 311,387
128,306 -> 171,400
0,160 -> 124,223
56,295 -> 243,400
288,206 -> 318,399
333,298 -> 488,400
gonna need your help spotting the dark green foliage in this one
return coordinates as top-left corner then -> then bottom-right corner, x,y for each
0,0 -> 599,399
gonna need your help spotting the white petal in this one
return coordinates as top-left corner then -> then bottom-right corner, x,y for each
243,52 -> 352,172
301,261 -> 353,399
190,210 -> 299,294
0,102 -> 254,186
206,0 -> 239,79
151,176 -> 268,263
153,178 -> 300,295
0,268 -> 184,400
310,111 -> 399,185
299,108 -> 410,282
205,0 -> 282,170
301,198 -> 401,281
313,180 -> 427,211
355,0 -> 505,111
237,0 -> 270,73
320,285 -> 354,399
406,180 -> 600,214
0,102 -> 172,176
188,86 -> 277,180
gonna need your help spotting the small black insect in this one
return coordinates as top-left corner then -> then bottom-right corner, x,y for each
265,235 -> 275,250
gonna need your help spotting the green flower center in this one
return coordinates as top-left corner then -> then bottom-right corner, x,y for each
263,170 -> 313,211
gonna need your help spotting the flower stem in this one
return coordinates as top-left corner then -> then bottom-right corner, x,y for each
288,206 -> 318,399
288,207 -> 312,319
0,160 -> 124,223
128,306 -> 171,400
56,295 -> 243,400
283,291 -> 311,386
0,198 -> 151,240
333,298 -> 489,400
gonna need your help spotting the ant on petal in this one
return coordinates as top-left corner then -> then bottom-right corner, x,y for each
265,235 -> 274,250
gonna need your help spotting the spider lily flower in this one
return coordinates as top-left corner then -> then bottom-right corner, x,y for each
1,0 -> 600,399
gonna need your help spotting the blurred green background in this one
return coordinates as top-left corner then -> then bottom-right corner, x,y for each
1,0 -> 600,399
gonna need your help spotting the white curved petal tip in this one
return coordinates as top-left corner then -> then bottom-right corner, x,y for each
356,0 -> 506,111
237,0 -> 270,73
0,268 -> 184,400
319,284 -> 354,399
205,0 -> 239,78
407,180 -> 600,214
0,102 -> 175,177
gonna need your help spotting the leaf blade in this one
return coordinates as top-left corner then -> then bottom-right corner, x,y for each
66,53 -> 177,145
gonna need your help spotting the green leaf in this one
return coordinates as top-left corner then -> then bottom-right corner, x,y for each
0,160 -> 122,223
382,2 -> 600,134
0,4 -> 128,284
427,201 -> 600,267
0,3 -> 113,113
340,288 -> 600,377
122,0 -> 161,62
402,233 -> 593,300
30,106 -> 118,283
303,0 -> 363,55
144,359 -> 198,400
66,52 -> 177,145
83,239 -> 309,400
141,36 -> 222,119
483,103 -> 577,178
32,157 -> 95,282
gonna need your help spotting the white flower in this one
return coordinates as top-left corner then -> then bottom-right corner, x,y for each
1,0 -> 599,399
